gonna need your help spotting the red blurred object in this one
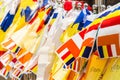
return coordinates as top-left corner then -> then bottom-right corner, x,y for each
33,0 -> 37,2
63,1 -> 73,11
88,5 -> 92,11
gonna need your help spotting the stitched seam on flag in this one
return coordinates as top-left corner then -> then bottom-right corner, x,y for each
96,18 -> 105,58
79,46 -> 86,57
102,46 -> 109,58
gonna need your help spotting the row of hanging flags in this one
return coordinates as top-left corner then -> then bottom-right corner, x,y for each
56,3 -> 120,66
0,0 -> 120,79
51,3 -> 120,79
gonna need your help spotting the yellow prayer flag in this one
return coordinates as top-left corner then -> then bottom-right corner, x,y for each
60,23 -> 79,43
84,52 -> 108,80
102,58 -> 120,80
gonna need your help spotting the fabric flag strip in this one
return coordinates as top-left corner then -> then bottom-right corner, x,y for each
77,6 -> 120,58
80,5 -> 120,59
2,38 -> 33,63
6,58 -> 17,71
63,57 -> 81,72
79,9 -> 91,30
56,5 -> 116,65
71,10 -> 84,30
56,17 -> 101,65
0,12 -> 15,32
56,29 -> 87,66
71,9 -> 91,30
20,6 -> 32,22
0,51 -> 13,67
97,10 -> 120,58
2,37 -> 33,72
78,18 -> 102,58
26,4 -> 50,23
36,6 -> 53,34
12,64 -> 25,79
2,38 -> 21,53
0,0 -> 20,32
0,67 -> 9,79
0,0 -> 20,59
28,5 -> 50,24
18,51 -> 33,64
0,52 -> 18,78
55,2 -> 120,66
47,12 -> 58,32
44,8 -> 55,25
11,61 -> 25,79
25,56 -> 38,74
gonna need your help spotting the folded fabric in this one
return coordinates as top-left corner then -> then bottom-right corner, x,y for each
1,12 -> 15,32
